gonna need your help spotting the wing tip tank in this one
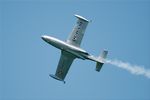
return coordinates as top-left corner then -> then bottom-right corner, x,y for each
74,14 -> 89,22
49,74 -> 66,84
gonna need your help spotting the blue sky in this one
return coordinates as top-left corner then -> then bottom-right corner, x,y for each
1,0 -> 150,100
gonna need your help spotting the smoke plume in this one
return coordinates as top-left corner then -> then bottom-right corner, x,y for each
105,59 -> 150,79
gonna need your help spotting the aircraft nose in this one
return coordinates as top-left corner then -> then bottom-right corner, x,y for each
41,35 -> 46,40
41,35 -> 50,43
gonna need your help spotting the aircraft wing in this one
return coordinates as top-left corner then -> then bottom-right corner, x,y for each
67,14 -> 89,47
51,50 -> 75,82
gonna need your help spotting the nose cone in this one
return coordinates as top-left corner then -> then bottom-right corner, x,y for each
41,35 -> 49,43
41,35 -> 49,42
41,35 -> 46,40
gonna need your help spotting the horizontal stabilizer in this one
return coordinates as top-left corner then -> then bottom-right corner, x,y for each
96,62 -> 104,72
95,50 -> 108,72
100,50 -> 108,59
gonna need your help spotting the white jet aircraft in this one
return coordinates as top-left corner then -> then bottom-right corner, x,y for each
41,14 -> 108,83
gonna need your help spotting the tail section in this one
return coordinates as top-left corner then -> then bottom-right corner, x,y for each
95,50 -> 108,72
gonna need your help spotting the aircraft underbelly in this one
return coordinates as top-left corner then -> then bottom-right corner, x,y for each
46,37 -> 88,59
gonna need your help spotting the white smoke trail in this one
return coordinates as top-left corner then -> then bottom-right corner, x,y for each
105,59 -> 150,79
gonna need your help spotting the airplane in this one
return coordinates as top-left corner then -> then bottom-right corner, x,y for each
41,14 -> 108,83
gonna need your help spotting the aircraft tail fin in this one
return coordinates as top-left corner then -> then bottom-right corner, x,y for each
95,50 -> 108,72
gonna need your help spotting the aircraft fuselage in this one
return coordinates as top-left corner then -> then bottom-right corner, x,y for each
41,15 -> 108,83
41,35 -> 89,60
